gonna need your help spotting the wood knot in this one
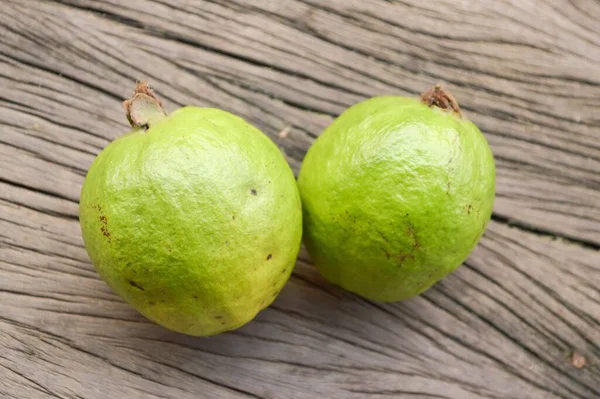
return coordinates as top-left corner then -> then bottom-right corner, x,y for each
571,351 -> 586,369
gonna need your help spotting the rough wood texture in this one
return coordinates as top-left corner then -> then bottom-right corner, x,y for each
1,0 -> 599,398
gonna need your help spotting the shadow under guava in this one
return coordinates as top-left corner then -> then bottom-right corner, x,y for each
119,252 -> 477,364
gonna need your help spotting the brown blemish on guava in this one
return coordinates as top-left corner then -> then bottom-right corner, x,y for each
149,301 -> 156,305
382,222 -> 419,267
272,290 -> 280,297
250,188 -> 257,195
266,254 -> 273,260
232,215 -> 236,220
407,224 -> 421,249
215,315 -> 224,319
98,214 -> 111,243
466,204 -> 473,215
282,268 -> 287,274
100,226 -> 111,243
376,229 -> 390,244
396,253 -> 415,266
375,230 -> 396,260
128,280 -> 144,291
193,295 -> 198,300
420,85 -> 462,118
446,154 -> 455,167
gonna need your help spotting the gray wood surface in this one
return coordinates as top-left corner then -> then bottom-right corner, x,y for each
1,0 -> 599,398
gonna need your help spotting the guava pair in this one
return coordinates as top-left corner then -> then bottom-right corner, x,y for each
79,83 -> 495,336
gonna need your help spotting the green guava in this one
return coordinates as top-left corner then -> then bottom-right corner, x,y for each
79,83 -> 302,336
298,86 -> 495,302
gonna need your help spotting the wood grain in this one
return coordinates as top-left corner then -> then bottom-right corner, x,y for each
0,0 -> 599,398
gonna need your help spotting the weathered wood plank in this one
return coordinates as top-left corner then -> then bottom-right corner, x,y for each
2,0 -> 599,245
1,194 -> 599,398
1,0 -> 599,398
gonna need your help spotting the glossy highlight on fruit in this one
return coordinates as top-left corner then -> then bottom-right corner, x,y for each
79,82 -> 302,336
298,85 -> 495,302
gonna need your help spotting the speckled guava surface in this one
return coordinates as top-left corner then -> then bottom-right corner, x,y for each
80,107 -> 302,336
298,96 -> 495,302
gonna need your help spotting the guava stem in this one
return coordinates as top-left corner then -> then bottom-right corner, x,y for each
123,81 -> 166,128
420,85 -> 462,118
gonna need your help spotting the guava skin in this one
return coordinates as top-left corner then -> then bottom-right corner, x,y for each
298,96 -> 495,302
80,106 -> 302,336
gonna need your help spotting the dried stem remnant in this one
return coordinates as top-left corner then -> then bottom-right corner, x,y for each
123,81 -> 166,128
421,85 -> 462,118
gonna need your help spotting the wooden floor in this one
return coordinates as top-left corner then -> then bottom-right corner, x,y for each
1,1 -> 599,398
